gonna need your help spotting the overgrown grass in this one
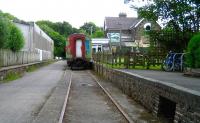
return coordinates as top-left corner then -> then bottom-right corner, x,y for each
97,62 -> 162,70
1,60 -> 55,83
130,65 -> 162,70
2,72 -> 22,82
26,61 -> 54,72
26,65 -> 37,72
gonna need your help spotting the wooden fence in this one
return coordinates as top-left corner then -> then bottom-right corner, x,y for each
0,49 -> 40,67
92,51 -> 166,69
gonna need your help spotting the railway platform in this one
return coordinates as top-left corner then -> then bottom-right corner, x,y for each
93,63 -> 200,122
121,69 -> 200,92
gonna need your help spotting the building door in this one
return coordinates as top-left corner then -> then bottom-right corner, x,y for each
76,39 -> 82,58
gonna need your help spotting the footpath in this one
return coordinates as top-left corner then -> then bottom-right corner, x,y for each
0,61 -> 69,123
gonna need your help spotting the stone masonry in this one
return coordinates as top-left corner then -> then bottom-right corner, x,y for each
93,63 -> 200,123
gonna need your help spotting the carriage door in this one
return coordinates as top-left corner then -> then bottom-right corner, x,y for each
76,39 -> 82,58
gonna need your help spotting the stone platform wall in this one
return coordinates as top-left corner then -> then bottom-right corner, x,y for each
93,63 -> 200,123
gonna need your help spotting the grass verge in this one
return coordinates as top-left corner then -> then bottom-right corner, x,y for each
26,65 -> 38,72
99,63 -> 162,70
2,72 -> 22,83
0,60 -> 55,83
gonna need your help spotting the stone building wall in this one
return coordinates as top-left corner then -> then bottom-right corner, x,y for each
133,20 -> 161,47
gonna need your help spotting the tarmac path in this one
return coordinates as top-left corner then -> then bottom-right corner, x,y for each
0,61 -> 66,123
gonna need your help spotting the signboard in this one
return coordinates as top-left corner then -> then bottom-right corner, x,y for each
124,0 -> 131,4
107,33 -> 120,42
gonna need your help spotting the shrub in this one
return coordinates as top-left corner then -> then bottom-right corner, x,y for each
5,24 -> 24,51
186,33 -> 200,68
0,17 -> 9,48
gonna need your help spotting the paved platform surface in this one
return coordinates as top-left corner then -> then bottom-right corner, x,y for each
120,69 -> 200,92
0,61 -> 66,123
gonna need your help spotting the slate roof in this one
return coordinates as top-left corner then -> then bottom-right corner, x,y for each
104,17 -> 142,30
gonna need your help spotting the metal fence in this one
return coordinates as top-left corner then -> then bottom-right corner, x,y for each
0,49 -> 47,67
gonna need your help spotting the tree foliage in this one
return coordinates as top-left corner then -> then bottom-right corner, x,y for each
5,24 -> 24,51
129,0 -> 200,51
80,22 -> 98,35
36,20 -> 79,37
54,22 -> 73,36
135,0 -> 200,31
0,10 -> 18,21
37,20 -> 81,57
80,22 -> 104,38
0,17 -> 9,48
92,29 -> 105,38
38,24 -> 66,57
0,10 -> 24,51
37,20 -> 104,57
148,27 -> 194,52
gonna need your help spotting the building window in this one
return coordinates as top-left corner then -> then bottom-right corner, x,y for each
92,48 -> 96,53
144,23 -> 151,31
98,46 -> 101,52
145,25 -> 151,31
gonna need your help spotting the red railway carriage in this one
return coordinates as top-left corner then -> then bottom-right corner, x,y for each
66,33 -> 92,70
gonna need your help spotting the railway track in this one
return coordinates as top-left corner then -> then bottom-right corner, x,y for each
59,70 -> 134,123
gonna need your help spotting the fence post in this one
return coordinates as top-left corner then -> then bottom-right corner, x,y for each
125,52 -> 129,69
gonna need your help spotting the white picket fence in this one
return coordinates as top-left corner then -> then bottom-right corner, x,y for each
0,49 -> 52,67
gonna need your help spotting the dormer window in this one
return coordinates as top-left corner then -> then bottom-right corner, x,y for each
144,23 -> 151,31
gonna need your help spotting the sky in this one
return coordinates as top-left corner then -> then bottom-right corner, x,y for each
0,0 -> 139,28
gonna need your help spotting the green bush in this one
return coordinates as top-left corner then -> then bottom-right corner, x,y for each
0,17 -> 9,48
0,15 -> 24,51
186,33 -> 200,68
5,24 -> 25,51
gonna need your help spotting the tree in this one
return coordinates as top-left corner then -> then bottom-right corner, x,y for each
54,22 -> 73,36
80,22 -> 98,36
79,22 -> 105,38
37,20 -> 81,57
127,0 -> 200,51
186,33 -> 200,68
0,10 -> 18,21
5,23 -> 24,51
0,17 -> 9,48
0,12 -> 24,51
92,29 -> 104,38
133,0 -> 200,32
72,27 -> 80,34
38,24 -> 66,57
36,20 -> 79,37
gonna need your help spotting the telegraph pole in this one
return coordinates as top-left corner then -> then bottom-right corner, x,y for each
90,26 -> 93,36
118,23 -> 122,50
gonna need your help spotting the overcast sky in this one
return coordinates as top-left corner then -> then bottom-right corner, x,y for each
0,0 -> 139,28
